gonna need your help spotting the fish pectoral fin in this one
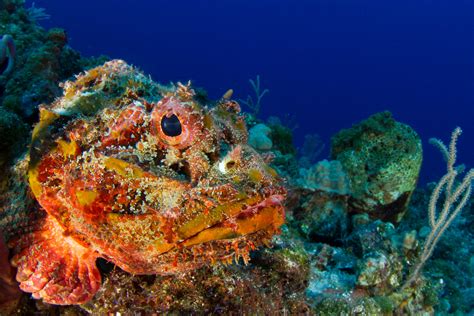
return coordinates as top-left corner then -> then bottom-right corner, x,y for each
10,215 -> 101,305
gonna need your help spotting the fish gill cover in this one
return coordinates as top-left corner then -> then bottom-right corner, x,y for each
0,0 -> 473,314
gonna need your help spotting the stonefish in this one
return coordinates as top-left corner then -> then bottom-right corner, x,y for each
3,60 -> 286,305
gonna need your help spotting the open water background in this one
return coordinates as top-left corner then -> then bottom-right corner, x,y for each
28,0 -> 474,183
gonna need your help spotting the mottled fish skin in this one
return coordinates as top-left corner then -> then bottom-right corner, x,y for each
6,60 -> 286,305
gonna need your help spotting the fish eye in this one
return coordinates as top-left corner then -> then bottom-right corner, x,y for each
161,114 -> 182,137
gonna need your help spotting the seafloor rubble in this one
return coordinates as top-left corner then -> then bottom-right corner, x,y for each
0,1 -> 473,315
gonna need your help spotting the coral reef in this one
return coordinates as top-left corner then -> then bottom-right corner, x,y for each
399,183 -> 474,314
0,0 -> 105,176
292,160 -> 351,241
0,106 -> 27,169
303,217 -> 440,315
297,159 -> 350,195
331,111 -> 423,223
292,191 -> 349,242
403,127 -> 473,290
266,116 -> 297,156
0,3 -> 471,312
248,123 -> 273,151
0,0 -> 108,121
78,247 -> 310,314
1,95 -> 469,315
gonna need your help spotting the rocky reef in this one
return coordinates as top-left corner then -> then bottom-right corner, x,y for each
0,2 -> 473,315
0,1 -> 105,119
331,111 -> 423,223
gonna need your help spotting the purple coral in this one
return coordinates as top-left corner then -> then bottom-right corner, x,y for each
0,35 -> 15,76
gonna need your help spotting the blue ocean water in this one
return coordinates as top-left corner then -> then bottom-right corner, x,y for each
29,0 -> 474,183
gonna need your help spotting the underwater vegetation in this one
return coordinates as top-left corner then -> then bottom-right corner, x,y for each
238,75 -> 269,116
0,1 -> 473,315
403,127 -> 473,290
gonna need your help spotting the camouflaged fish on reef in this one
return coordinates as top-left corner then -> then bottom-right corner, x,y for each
6,60 -> 286,305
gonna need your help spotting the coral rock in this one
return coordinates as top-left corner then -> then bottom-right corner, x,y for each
298,159 -> 351,195
292,160 -> 351,241
331,111 -> 422,222
249,123 -> 273,151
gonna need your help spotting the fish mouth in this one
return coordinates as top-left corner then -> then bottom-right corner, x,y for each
173,183 -> 287,241
103,190 -> 286,275
179,192 -> 286,248
149,190 -> 287,271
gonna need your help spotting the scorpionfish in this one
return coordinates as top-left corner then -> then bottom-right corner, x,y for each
3,60 -> 286,305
